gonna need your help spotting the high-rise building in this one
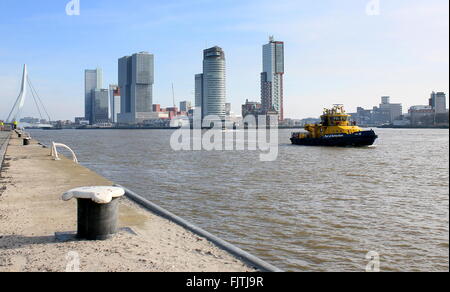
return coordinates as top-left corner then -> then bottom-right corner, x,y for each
109,85 -> 121,123
92,89 -> 109,124
242,99 -> 263,118
180,101 -> 192,112
378,96 -> 402,123
429,92 -> 447,114
195,46 -> 226,120
85,68 -> 103,124
195,74 -> 204,114
261,37 -> 284,121
118,52 -> 154,124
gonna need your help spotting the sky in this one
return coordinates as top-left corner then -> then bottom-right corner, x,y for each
0,0 -> 448,121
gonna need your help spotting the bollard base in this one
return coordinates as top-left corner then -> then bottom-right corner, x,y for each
77,197 -> 119,241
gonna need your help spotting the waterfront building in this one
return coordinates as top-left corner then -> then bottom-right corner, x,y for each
242,99 -> 263,119
225,103 -> 231,116
109,85 -> 121,123
118,52 -> 154,124
180,101 -> 192,112
378,96 -> 403,123
20,117 -> 40,124
349,107 -> 374,126
92,89 -> 110,124
429,92 -> 447,114
85,68 -> 103,124
261,37 -> 285,121
153,104 -> 162,112
350,97 -> 403,126
75,117 -> 89,125
409,105 -> 435,126
195,47 -> 226,121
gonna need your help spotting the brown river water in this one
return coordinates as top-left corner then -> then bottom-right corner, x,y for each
28,128 -> 449,272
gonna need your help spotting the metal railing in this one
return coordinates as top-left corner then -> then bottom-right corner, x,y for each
50,142 -> 79,164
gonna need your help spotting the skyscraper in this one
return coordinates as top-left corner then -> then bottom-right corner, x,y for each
109,85 -> 121,123
195,46 -> 226,120
195,73 -> 204,115
92,89 -> 109,124
429,92 -> 447,114
118,52 -> 154,124
85,68 -> 103,124
261,37 -> 284,121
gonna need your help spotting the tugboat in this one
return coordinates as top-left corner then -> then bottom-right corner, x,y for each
291,105 -> 378,147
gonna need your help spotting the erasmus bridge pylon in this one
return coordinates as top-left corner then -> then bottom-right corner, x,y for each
5,64 -> 51,124
6,65 -> 28,123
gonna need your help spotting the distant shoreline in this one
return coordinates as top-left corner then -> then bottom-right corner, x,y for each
376,125 -> 449,129
24,125 -> 450,131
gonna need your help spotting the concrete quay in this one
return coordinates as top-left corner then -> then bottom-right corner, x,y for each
0,132 -> 256,272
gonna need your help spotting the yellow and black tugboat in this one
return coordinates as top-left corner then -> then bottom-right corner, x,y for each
291,105 -> 378,147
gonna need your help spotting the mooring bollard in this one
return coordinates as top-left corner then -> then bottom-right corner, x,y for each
23,137 -> 30,146
62,186 -> 125,240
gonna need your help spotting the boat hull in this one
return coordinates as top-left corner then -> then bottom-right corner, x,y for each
291,130 -> 378,147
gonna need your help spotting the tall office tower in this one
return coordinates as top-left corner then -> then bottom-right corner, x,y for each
109,85 -> 121,123
429,92 -> 447,114
118,52 -> 154,124
261,37 -> 285,121
85,68 -> 103,124
92,89 -> 109,124
195,74 -> 204,115
196,46 -> 226,120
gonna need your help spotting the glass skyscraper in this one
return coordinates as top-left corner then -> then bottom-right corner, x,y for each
84,68 -> 103,124
118,52 -> 154,124
92,89 -> 109,124
261,37 -> 284,121
195,46 -> 226,121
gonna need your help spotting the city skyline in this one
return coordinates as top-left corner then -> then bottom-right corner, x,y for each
0,0 -> 449,121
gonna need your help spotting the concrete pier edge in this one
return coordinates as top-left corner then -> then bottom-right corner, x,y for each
0,132 -> 11,173
116,184 -> 283,272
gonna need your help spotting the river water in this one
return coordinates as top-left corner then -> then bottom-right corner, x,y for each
28,128 -> 449,272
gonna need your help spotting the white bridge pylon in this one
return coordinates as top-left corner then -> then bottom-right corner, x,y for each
6,64 -> 28,123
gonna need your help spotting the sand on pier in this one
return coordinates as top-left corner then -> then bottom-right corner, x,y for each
0,133 -> 254,272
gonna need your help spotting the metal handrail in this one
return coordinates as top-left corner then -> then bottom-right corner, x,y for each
51,142 -> 79,164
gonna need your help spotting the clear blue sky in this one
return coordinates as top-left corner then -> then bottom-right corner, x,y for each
0,0 -> 448,120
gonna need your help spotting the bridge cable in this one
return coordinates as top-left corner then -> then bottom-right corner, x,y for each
27,78 -> 52,122
28,80 -> 44,121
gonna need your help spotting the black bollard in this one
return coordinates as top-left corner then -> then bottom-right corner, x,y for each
23,138 -> 30,146
77,197 -> 119,240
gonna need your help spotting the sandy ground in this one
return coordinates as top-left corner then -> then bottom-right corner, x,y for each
0,133 -> 254,272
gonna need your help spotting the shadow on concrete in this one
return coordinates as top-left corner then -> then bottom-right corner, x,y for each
0,234 -> 79,250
